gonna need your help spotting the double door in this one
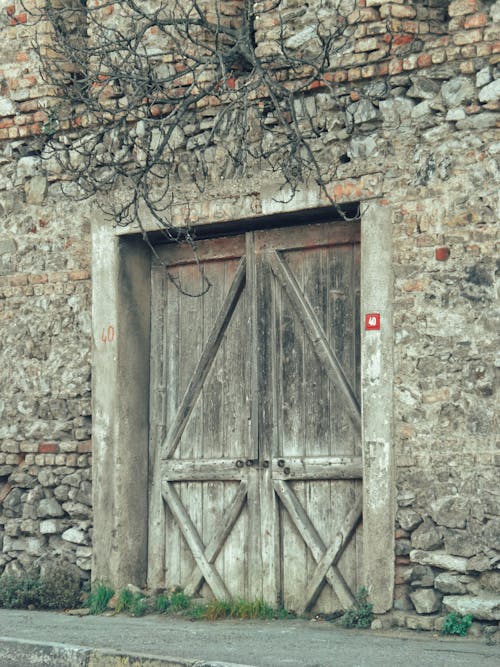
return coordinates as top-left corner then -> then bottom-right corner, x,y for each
148,220 -> 362,613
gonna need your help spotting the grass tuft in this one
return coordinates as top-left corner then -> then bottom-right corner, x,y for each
87,583 -> 115,615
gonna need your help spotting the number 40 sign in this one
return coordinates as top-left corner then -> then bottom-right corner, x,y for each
365,313 -> 380,331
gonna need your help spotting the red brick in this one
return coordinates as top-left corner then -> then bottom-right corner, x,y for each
324,70 -> 348,83
9,274 -> 28,287
388,58 -> 403,75
391,34 -> 414,48
396,556 -> 411,565
77,441 -> 92,454
68,270 -> 90,281
39,442 -> 59,454
464,13 -> 487,29
417,53 -> 432,68
28,274 -> 48,285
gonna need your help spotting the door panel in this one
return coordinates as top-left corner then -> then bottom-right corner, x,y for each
259,221 -> 361,613
149,238 -> 257,598
149,220 -> 361,613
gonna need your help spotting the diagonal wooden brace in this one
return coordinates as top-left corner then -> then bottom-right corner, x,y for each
183,481 -> 248,596
162,480 -> 231,600
273,479 -> 359,612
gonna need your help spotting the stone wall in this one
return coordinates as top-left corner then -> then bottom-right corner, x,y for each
0,0 -> 499,621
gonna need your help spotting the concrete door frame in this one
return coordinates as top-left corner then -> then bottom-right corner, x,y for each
91,200 -> 394,613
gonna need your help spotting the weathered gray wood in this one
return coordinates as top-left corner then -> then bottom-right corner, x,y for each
271,457 -> 362,480
150,221 -> 361,609
163,458 -> 246,481
161,258 -> 246,460
184,481 -> 248,596
273,479 -> 355,610
246,233 -> 263,599
154,235 -> 245,267
269,250 -> 361,433
303,493 -> 362,611
254,220 -> 360,254
148,267 -> 167,589
162,480 -> 231,599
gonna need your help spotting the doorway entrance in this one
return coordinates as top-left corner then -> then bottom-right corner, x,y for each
148,219 -> 361,614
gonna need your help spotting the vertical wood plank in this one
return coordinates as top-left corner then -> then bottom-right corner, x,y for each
258,248 -> 279,605
246,232 -> 262,600
222,258 -> 249,596
148,266 -> 166,589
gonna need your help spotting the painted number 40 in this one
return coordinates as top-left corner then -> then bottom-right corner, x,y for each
101,325 -> 115,343
365,313 -> 380,331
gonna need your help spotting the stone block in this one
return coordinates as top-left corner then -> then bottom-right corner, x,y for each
397,509 -> 422,532
37,497 -> 64,518
480,572 -> 500,594
406,613 -> 436,631
443,594 -> 500,621
26,175 -> 47,205
0,97 -> 16,116
410,550 -> 468,573
482,519 -> 500,551
443,529 -> 478,558
430,495 -> 468,528
467,553 -> 492,572
434,572 -> 471,594
40,519 -> 62,534
62,527 -> 87,545
440,77 -> 476,107
410,588 -> 442,614
411,518 -> 443,550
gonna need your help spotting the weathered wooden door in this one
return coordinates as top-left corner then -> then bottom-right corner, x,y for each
149,220 -> 361,613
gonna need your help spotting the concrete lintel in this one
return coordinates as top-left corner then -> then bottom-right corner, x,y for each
360,201 -> 395,613
91,220 -> 151,588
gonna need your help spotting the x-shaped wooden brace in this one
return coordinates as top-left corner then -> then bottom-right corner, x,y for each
273,479 -> 362,614
161,479 -> 248,599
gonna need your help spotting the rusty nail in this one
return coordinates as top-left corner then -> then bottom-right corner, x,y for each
283,467 -> 290,475
236,460 -> 244,468
277,459 -> 285,467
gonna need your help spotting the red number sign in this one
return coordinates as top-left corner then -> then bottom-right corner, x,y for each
365,313 -> 380,330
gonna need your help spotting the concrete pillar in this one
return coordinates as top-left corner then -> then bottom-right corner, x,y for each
91,220 -> 151,588
360,201 -> 395,613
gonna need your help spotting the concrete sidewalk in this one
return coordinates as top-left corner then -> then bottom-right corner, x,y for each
0,609 -> 498,667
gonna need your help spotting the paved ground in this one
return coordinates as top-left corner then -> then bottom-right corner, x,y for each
0,609 -> 498,667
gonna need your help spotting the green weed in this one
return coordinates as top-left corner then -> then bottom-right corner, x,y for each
38,562 -> 82,610
338,588 -> 374,629
0,573 -> 41,609
0,562 -> 82,610
169,590 -> 191,612
115,588 -> 149,616
200,597 -> 288,620
87,583 -> 115,614
154,593 -> 171,614
441,612 -> 473,637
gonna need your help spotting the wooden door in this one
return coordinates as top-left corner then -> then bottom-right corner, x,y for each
149,220 -> 361,613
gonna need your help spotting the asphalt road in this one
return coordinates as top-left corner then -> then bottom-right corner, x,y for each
0,609 -> 498,667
